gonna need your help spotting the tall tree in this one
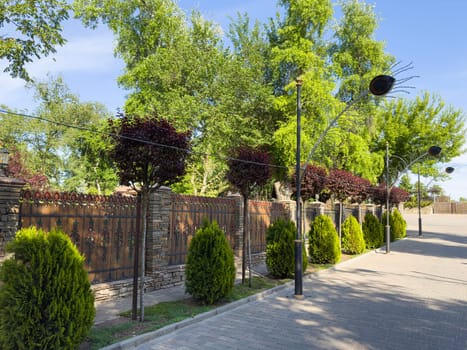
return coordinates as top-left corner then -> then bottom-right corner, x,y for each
269,0 -> 393,185
226,146 -> 271,286
0,0 -> 70,80
375,93 -> 465,181
0,76 -> 114,192
109,113 -> 191,321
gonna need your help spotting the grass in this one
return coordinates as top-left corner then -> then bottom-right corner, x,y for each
80,276 -> 289,350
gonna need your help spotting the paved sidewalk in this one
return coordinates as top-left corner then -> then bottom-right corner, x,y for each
100,214 -> 466,350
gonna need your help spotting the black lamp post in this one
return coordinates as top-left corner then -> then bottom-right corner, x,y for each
295,79 -> 303,299
417,146 -> 442,237
294,75 -> 395,298
384,145 -> 442,251
0,148 -> 9,177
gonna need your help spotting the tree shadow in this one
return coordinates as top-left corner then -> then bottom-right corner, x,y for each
259,269 -> 467,350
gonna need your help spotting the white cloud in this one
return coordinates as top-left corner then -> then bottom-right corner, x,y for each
26,34 -> 117,77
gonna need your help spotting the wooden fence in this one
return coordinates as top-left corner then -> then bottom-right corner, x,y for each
15,187 -> 379,293
167,194 -> 237,266
19,191 -> 138,284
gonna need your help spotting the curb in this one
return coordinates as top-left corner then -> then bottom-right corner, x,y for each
99,282 -> 291,350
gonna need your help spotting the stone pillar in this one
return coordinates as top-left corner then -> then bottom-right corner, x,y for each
145,186 -> 172,276
0,177 -> 25,260
226,193 -> 243,258
303,201 -> 324,232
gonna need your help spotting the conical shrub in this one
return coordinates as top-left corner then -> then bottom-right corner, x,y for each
308,215 -> 341,264
382,209 -> 407,242
265,219 -> 307,278
362,212 -> 383,249
0,227 -> 95,350
341,215 -> 366,254
185,220 -> 236,304
391,209 -> 407,240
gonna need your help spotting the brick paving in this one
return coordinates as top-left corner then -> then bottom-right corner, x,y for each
104,214 -> 467,350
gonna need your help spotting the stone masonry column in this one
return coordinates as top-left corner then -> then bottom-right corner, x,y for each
0,177 -> 26,261
225,193 -> 243,258
145,186 -> 172,278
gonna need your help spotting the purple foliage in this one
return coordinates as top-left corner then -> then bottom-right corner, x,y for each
226,146 -> 271,197
109,114 -> 191,190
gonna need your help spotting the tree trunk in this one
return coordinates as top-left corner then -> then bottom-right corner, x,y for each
139,190 -> 148,322
242,196 -> 248,285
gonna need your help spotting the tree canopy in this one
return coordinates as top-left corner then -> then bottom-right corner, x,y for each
0,0 -> 70,80
0,0 -> 464,199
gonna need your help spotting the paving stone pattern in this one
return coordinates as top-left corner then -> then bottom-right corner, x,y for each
135,214 -> 466,350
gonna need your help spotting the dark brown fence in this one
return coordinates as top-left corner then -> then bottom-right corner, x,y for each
249,200 -> 290,253
168,194 -> 237,265
19,191 -> 138,284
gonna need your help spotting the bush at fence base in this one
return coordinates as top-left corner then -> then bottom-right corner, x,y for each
308,215 -> 341,264
265,219 -> 308,278
341,215 -> 366,254
0,227 -> 95,350
382,209 -> 407,241
391,209 -> 407,240
185,220 -> 236,305
362,212 -> 383,249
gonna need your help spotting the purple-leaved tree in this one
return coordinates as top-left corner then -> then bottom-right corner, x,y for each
109,113 -> 191,321
226,146 -> 271,286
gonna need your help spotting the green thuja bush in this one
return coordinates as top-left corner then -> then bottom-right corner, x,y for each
391,209 -> 407,240
362,212 -> 383,249
382,209 -> 407,242
341,215 -> 365,254
185,220 -> 236,304
0,227 -> 95,350
308,215 -> 341,264
265,219 -> 307,278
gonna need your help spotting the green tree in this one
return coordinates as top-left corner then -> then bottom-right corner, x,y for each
0,76 -> 115,192
375,93 -> 465,181
269,0 -> 394,184
0,0 -> 70,80
75,1 -> 278,196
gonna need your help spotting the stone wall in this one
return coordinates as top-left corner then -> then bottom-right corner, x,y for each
0,177 -> 25,261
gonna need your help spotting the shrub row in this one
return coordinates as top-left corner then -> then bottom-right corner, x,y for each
265,209 -> 406,274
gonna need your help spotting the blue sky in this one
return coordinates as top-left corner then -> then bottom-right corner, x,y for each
1,0 -> 467,199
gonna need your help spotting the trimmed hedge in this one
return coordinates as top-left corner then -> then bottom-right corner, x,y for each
185,220 -> 236,304
362,212 -> 383,249
0,227 -> 95,350
341,215 -> 365,254
308,215 -> 341,264
265,219 -> 308,278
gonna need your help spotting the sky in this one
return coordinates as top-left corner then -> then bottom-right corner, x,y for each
1,0 -> 467,200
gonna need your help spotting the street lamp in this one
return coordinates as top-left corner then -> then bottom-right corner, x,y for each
294,75 -> 395,298
384,145 -> 442,251
0,148 -> 9,177
417,146 -> 442,237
